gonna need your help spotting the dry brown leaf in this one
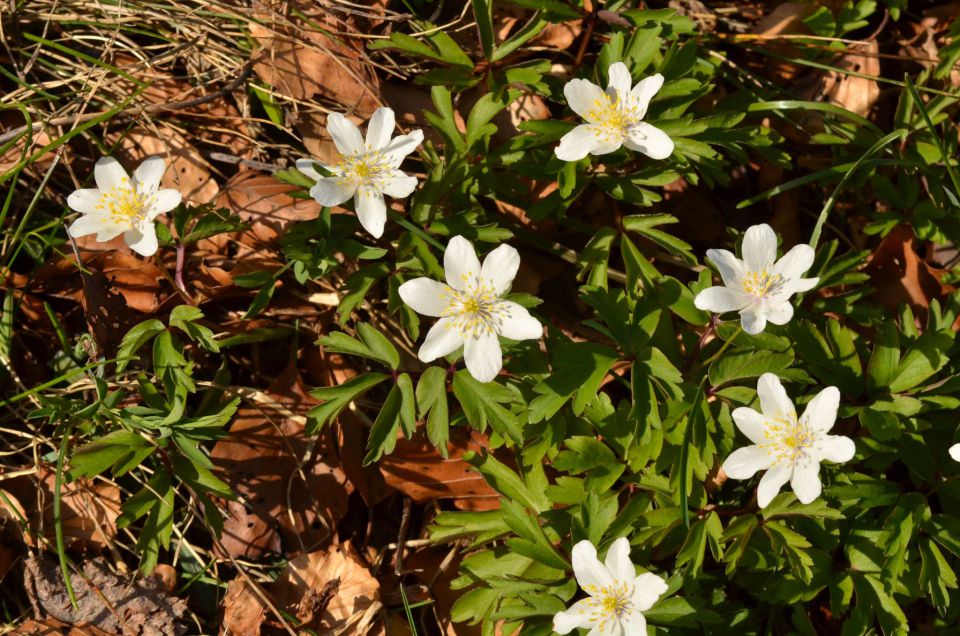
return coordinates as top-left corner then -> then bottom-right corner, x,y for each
270,541 -> 381,634
23,555 -> 188,636
113,127 -> 220,205
379,428 -> 500,511
814,41 -> 880,118
249,21 -> 380,116
216,171 -> 324,245
210,370 -> 352,559
751,3 -> 812,82
220,579 -> 268,636
3,465 -> 120,552
11,618 -> 114,636
866,225 -> 953,316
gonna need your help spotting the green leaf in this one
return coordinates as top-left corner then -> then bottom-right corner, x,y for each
888,330 -> 954,393
529,342 -> 619,422
708,348 -> 794,387
308,373 -> 389,433
364,381 -> 404,464
452,370 -> 523,444
464,450 -> 550,512
69,430 -> 153,479
416,366 -> 450,453
117,319 -> 165,373
472,0 -> 494,60
318,324 -> 400,370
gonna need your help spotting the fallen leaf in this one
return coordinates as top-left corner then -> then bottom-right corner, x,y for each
249,20 -> 380,115
3,465 -> 120,552
866,225 -> 953,317
210,369 -> 352,558
215,171 -> 323,245
379,428 -> 500,511
220,579 -> 267,636
270,541 -> 381,634
11,618 -> 113,636
812,40 -> 880,118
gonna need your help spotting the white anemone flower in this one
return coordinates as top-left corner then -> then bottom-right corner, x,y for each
950,445 -> 960,462
694,223 -> 819,334
722,373 -> 855,509
296,107 -> 423,239
66,156 -> 182,257
555,61 -> 674,162
553,537 -> 668,636
398,236 -> 542,383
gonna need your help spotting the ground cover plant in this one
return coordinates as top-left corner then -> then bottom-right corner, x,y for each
2,0 -> 960,634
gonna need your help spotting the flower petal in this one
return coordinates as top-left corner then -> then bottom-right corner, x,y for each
295,158 -> 327,182
705,249 -> 747,288
756,460 -> 792,509
732,407 -> 769,445
722,445 -> 773,480
741,223 -> 777,273
571,540 -> 614,593
326,113 -> 365,156
618,610 -> 648,636
365,107 -> 395,150
564,78 -> 606,121
383,129 -> 424,166
694,286 -> 748,314
480,243 -> 520,294
150,189 -> 181,218
67,189 -> 102,214
381,170 -> 418,199
310,177 -> 356,207
124,224 -> 159,257
739,306 -> 767,335
790,457 -> 822,504
952,444 -> 960,462
605,62 -> 632,104
133,156 -> 166,191
444,236 -> 482,291
418,318 -> 464,362
773,243 -> 815,282
781,276 -> 819,297
623,122 -> 673,160
464,330 -> 502,383
631,572 -> 668,612
756,373 -> 795,420
630,73 -> 664,119
94,156 -> 130,191
495,301 -> 542,341
800,386 -> 840,433
355,187 -> 387,238
764,300 -> 794,326
555,124 -> 622,161
812,435 -> 855,464
604,537 -> 635,582
553,599 -> 596,635
399,278 -> 453,317
68,213 -> 107,238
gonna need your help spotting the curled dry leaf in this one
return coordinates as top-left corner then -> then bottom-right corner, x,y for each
220,579 -> 267,636
379,428 -> 500,511
23,555 -> 188,636
270,541 -> 381,635
3,465 -> 120,552
216,171 -> 323,245
810,40 -> 880,118
249,20 -> 380,115
210,371 -> 352,559
866,225 -> 953,317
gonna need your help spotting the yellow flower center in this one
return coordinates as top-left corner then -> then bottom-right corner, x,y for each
742,270 -> 782,298
337,151 -> 391,189
440,275 -> 508,339
95,177 -> 153,225
581,582 -> 634,629
762,413 -> 815,464
586,95 -> 641,142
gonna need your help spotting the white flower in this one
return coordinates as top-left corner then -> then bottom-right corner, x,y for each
398,236 -> 542,383
555,62 -> 674,162
66,156 -> 181,257
722,373 -> 855,509
950,444 -> 960,462
296,107 -> 423,239
553,537 -> 667,636
694,223 -> 819,335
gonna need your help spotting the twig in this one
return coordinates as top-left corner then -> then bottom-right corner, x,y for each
394,497 -> 412,576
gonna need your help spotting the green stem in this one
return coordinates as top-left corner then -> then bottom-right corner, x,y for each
387,210 -> 445,251
904,73 -> 960,202
55,421 -> 78,609
702,325 -> 743,367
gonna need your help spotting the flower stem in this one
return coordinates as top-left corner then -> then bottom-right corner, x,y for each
175,242 -> 187,293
